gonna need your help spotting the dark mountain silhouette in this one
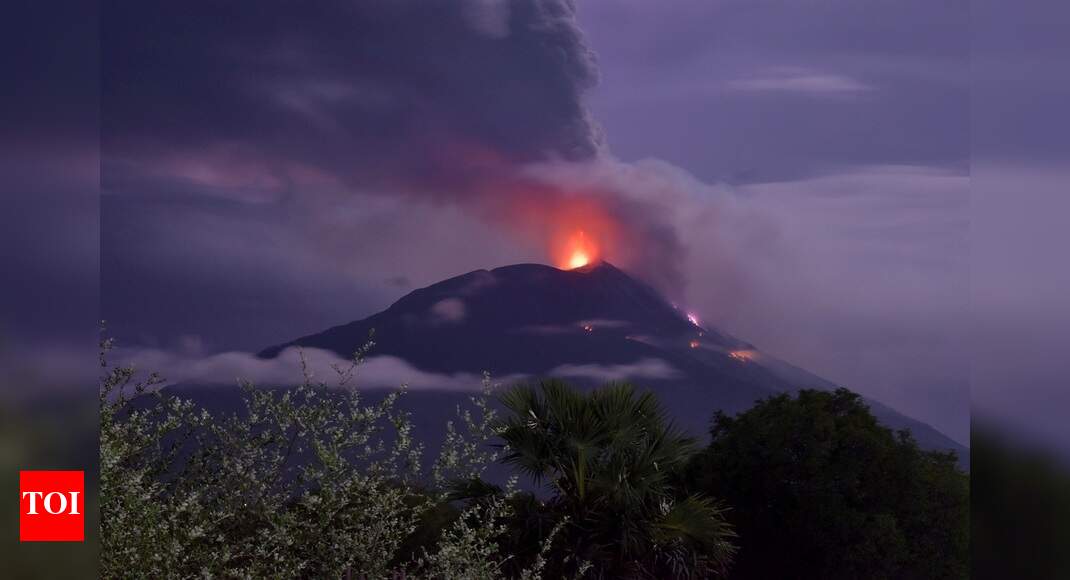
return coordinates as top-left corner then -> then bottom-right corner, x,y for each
256,261 -> 967,466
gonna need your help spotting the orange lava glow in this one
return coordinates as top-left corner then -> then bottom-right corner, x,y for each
558,230 -> 600,270
729,350 -> 756,363
491,186 -> 622,272
569,250 -> 590,269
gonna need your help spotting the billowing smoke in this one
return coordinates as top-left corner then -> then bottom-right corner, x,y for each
104,0 -> 688,293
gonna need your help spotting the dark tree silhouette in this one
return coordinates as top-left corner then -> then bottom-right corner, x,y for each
685,388 -> 968,580
458,380 -> 737,578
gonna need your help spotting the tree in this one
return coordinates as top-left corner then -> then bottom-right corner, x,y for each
99,334 -> 524,579
463,380 -> 736,578
972,426 -> 1070,580
684,388 -> 968,580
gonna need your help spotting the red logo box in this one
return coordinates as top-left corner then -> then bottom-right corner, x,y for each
20,470 -> 84,542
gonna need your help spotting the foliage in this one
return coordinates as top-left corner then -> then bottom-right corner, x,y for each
100,333 -> 518,579
456,380 -> 737,579
972,426 -> 1070,580
684,388 -> 969,580
100,326 -> 969,579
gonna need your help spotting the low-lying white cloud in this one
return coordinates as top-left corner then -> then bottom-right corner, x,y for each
114,346 -> 522,391
548,357 -> 680,382
112,346 -> 681,391
429,298 -> 467,324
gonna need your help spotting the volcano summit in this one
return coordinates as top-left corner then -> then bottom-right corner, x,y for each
258,261 -> 967,464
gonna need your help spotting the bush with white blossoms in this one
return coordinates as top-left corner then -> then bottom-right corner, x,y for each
99,333 -> 529,579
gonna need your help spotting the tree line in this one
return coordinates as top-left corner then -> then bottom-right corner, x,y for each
100,338 -> 968,579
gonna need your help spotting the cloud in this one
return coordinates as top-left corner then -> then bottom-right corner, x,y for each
107,341 -> 692,406
103,0 -> 692,316
104,0 -> 602,197
579,0 -> 967,185
548,357 -> 680,382
456,271 -> 499,296
463,0 -> 512,38
680,164 -> 970,443
112,346 -> 685,392
114,346 -> 526,391
429,298 -> 467,324
725,67 -> 873,97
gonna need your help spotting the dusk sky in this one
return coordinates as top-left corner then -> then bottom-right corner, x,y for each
26,0 -> 1070,457
14,4 -> 1070,575
971,0 -> 1070,455
85,0 -> 974,444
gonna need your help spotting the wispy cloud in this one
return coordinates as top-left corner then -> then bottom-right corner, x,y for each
429,298 -> 467,325
726,67 -> 873,97
114,347 -> 524,391
112,347 -> 680,391
548,358 -> 680,382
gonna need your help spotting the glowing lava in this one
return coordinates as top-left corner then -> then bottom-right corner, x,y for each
558,230 -> 599,270
569,250 -> 590,269
729,350 -> 757,363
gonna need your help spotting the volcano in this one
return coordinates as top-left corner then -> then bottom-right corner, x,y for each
257,261 -> 967,464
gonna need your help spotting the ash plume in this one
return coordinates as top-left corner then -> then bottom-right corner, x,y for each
103,0 -> 690,292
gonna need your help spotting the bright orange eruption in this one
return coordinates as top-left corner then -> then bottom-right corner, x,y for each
498,188 -> 620,272
558,230 -> 600,270
569,250 -> 590,269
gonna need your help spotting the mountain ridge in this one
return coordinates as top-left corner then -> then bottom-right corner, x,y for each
258,261 -> 968,465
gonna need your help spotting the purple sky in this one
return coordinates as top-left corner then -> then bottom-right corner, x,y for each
11,0 -> 1049,450
576,0 -> 970,442
89,0 -> 976,443
970,0 -> 1070,456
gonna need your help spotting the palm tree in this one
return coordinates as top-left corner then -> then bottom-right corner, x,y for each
488,380 -> 736,578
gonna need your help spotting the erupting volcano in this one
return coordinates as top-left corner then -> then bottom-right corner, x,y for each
255,260 -> 968,468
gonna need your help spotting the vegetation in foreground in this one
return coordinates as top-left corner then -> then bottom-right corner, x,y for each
454,381 -> 737,578
972,427 -> 1070,580
100,337 -> 968,579
685,389 -> 969,580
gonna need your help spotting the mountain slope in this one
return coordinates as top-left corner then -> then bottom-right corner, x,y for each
259,261 -> 967,465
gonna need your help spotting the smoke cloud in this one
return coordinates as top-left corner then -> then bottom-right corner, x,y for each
103,0 -> 691,295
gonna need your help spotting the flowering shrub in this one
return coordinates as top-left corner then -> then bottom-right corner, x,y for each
99,334 -> 523,578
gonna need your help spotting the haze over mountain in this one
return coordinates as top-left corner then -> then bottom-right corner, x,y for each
258,261 -> 967,465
